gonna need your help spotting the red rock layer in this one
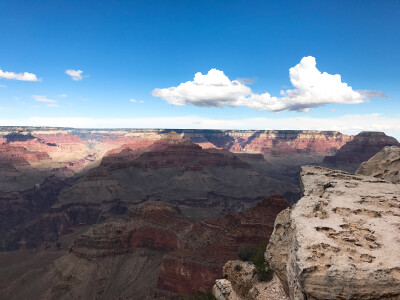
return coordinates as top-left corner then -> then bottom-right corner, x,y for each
0,144 -> 50,167
182,130 -> 352,154
101,133 -> 250,171
70,195 -> 290,295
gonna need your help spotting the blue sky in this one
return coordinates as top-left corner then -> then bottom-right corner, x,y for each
0,0 -> 399,136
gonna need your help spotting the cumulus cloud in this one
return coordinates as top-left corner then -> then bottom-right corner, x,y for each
153,56 -> 385,112
32,95 -> 58,104
0,68 -> 39,81
58,94 -> 67,98
65,69 -> 83,81
153,69 -> 251,107
130,98 -> 144,103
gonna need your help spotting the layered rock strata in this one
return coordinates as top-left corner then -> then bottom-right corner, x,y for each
266,166 -> 400,299
323,131 -> 400,172
53,195 -> 290,297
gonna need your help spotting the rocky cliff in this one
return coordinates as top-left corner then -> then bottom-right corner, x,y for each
0,195 -> 290,299
266,166 -> 400,299
323,131 -> 400,172
356,146 -> 400,184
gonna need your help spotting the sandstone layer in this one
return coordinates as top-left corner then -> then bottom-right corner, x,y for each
266,166 -> 400,299
4,195 -> 289,299
356,146 -> 400,184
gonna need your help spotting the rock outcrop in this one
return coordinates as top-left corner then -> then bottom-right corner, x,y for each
266,166 -> 400,299
212,260 -> 288,300
356,146 -> 400,184
323,131 -> 400,172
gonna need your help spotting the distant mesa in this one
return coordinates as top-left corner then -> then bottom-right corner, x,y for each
323,131 -> 400,172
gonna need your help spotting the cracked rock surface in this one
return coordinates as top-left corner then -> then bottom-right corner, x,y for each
267,165 -> 400,300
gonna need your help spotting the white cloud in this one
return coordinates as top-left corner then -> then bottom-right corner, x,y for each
0,84 -> 7,88
236,77 -> 256,85
65,69 -> 83,81
32,95 -> 58,104
130,98 -> 144,103
153,56 -> 385,112
357,90 -> 388,98
153,69 -> 251,107
0,114 -> 399,139
0,68 -> 39,81
58,94 -> 67,98
47,104 -> 59,107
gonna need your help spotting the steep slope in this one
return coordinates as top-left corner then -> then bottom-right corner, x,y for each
0,195 -> 290,299
323,131 -> 400,172
356,146 -> 400,183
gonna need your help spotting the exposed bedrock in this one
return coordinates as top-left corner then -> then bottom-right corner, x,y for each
266,166 -> 400,299
323,131 -> 400,172
356,146 -> 400,184
212,260 -> 288,300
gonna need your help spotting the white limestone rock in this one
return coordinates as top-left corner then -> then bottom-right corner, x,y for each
267,166 -> 400,300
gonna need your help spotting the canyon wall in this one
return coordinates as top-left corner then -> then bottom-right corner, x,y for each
0,195 -> 289,299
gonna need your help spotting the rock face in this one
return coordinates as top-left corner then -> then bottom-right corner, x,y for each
212,260 -> 288,300
356,146 -> 400,184
323,131 -> 400,172
266,166 -> 400,300
18,195 -> 288,298
179,130 -> 352,154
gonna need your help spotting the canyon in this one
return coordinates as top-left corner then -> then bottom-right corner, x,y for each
0,195 -> 290,299
1,127 -> 399,299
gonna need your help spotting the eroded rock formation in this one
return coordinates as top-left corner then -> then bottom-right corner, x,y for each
323,131 -> 400,172
356,146 -> 400,184
7,195 -> 289,298
266,166 -> 400,299
212,260 -> 288,300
